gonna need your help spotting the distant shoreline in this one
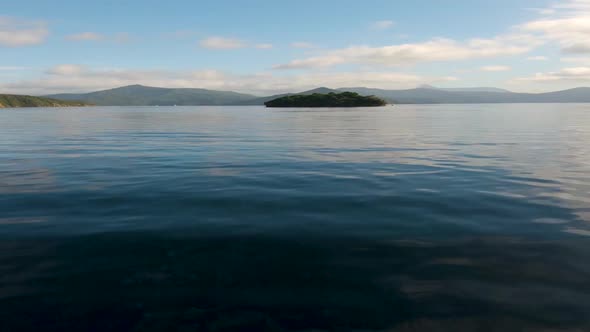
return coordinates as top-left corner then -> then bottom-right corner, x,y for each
30,84 -> 590,106
3,85 -> 590,108
4,102 -> 590,110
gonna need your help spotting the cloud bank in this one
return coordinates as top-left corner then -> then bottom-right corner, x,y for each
0,64 -> 457,95
274,34 -> 542,69
521,0 -> 590,54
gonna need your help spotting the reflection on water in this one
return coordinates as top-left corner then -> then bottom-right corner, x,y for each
0,104 -> 590,331
564,227 -> 590,237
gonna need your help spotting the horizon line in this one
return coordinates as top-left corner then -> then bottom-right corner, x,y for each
17,84 -> 590,97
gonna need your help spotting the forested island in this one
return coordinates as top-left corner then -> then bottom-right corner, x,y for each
0,94 -> 89,108
264,92 -> 387,108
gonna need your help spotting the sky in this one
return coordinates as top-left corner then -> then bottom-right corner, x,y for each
1,0 -> 590,95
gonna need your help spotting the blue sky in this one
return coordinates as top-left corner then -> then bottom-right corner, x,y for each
1,0 -> 590,95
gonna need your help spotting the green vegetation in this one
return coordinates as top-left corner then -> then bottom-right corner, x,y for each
0,94 -> 89,108
264,91 -> 387,108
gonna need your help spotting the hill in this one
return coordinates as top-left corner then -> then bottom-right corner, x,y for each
338,87 -> 590,104
0,94 -> 89,108
47,85 -> 257,106
237,87 -> 341,106
265,92 -> 387,108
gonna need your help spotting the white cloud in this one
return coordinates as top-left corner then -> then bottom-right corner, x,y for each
480,65 -> 511,72
561,56 -> 590,64
66,32 -> 133,43
515,66 -> 590,83
274,56 -> 346,70
0,16 -> 48,47
552,0 -> 590,11
0,64 -> 458,95
200,37 -> 245,50
521,0 -> 590,54
273,0 -> 588,72
527,56 -> 548,61
46,64 -> 86,76
371,20 -> 394,30
255,43 -> 273,49
291,42 -> 315,49
275,34 -> 542,69
199,38 -> 272,50
66,32 -> 104,41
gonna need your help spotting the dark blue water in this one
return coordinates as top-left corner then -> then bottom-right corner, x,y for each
1,104 -> 590,331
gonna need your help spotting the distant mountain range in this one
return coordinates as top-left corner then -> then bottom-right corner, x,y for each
43,84 -> 590,106
0,94 -> 89,108
340,86 -> 590,104
417,84 -> 512,93
47,85 -> 256,106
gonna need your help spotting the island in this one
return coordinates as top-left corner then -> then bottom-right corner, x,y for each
264,92 -> 387,108
0,94 -> 90,108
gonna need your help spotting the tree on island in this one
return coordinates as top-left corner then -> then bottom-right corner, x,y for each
265,92 -> 387,108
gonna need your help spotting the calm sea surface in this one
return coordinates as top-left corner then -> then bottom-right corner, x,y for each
1,104 -> 590,331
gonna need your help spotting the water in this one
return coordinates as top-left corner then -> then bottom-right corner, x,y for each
1,104 -> 589,331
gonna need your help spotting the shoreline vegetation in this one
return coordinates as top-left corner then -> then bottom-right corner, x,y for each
264,92 -> 387,108
0,94 -> 89,108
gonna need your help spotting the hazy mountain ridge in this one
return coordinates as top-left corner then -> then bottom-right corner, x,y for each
43,84 -> 590,106
0,94 -> 89,108
339,87 -> 590,104
417,84 -> 512,93
47,85 -> 257,106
